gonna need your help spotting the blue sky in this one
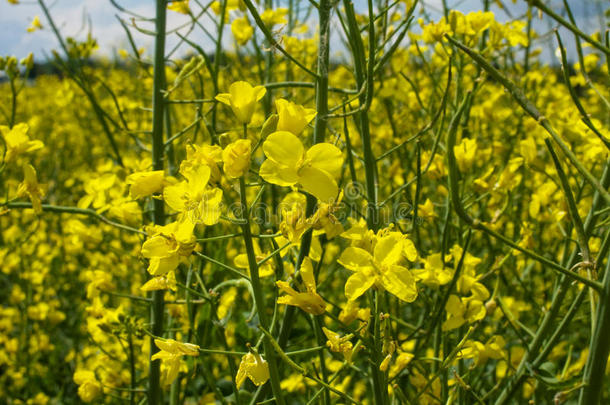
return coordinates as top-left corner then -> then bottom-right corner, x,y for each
0,0 -> 604,63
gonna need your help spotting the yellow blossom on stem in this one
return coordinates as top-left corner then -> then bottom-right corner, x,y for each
260,131 -> 343,203
338,232 -> 418,302
73,370 -> 102,403
236,351 -> 270,388
261,8 -> 288,26
140,270 -> 177,292
215,81 -> 266,124
1,123 -> 44,162
16,164 -> 45,214
152,338 -> 200,387
141,220 -> 196,276
126,170 -> 164,199
27,16 -> 43,33
275,98 -> 317,135
322,327 -> 354,362
167,0 -> 190,14
231,16 -> 254,46
276,257 -> 326,315
222,139 -> 251,178
163,164 -> 223,225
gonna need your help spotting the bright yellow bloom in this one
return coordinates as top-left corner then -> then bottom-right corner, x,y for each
412,253 -> 453,287
152,338 -> 200,387
222,139 -> 251,178
140,271 -> 177,292
73,370 -> 102,403
167,0 -> 190,14
277,257 -> 325,315
275,98 -> 317,135
215,81 -> 266,124
27,16 -> 43,33
454,137 -> 477,172
163,165 -> 223,225
338,232 -> 418,302
126,170 -> 164,199
16,164 -> 45,214
1,123 -> 44,162
261,8 -> 288,26
141,220 -> 196,275
181,143 -> 223,183
234,241 -> 275,277
457,335 -> 505,367
260,131 -> 343,203
231,16 -> 254,46
236,352 -> 270,388
322,327 -> 354,362
442,295 -> 486,331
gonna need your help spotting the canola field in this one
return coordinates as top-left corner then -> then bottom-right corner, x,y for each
1,0 -> 610,404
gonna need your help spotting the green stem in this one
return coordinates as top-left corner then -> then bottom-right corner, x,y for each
149,1 -> 168,403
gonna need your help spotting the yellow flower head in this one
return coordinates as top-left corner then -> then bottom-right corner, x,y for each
222,139 -> 251,178
167,0 -> 190,14
338,232 -> 418,302
277,257 -> 326,315
261,8 -> 288,26
236,351 -> 270,388
215,81 -> 266,124
126,170 -> 164,199
260,131 -> 343,203
163,164 -> 223,225
73,370 -> 102,403
1,123 -> 44,162
27,16 -> 43,33
152,338 -> 199,386
16,164 -> 46,215
141,220 -> 196,275
322,327 -> 354,362
275,98 -> 317,135
231,16 -> 254,46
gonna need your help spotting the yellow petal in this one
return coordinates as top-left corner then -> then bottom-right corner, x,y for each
298,166 -> 337,203
374,233 -> 404,267
259,159 -> 299,186
306,143 -> 343,179
381,265 -> 417,302
345,268 -> 376,301
338,247 -> 373,271
263,131 -> 303,167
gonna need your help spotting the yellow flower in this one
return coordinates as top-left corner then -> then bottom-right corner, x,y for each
215,81 -> 266,124
322,327 -> 354,362
260,131 -> 343,203
167,0 -> 190,14
276,257 -> 326,315
140,271 -> 177,292
412,253 -> 453,287
338,232 -> 418,302
27,16 -> 43,33
73,370 -> 102,403
231,16 -> 254,46
275,98 -> 317,135
457,335 -> 505,367
261,8 -> 288,26
163,164 -> 223,225
141,220 -> 196,275
234,241 -> 275,277
152,338 -> 200,386
442,295 -> 486,331
222,139 -> 251,178
1,123 -> 44,162
453,137 -> 477,172
126,170 -> 164,199
16,164 -> 46,215
236,352 -> 270,388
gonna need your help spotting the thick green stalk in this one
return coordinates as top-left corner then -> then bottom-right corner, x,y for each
238,174 -> 286,405
149,0 -> 167,403
578,255 -> 610,404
